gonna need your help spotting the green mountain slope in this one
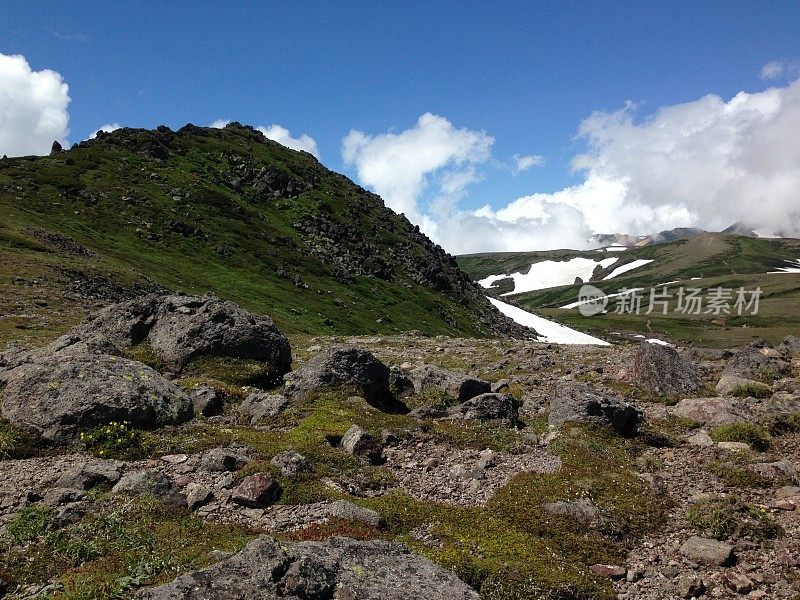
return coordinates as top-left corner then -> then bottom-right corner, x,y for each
458,234 -> 800,347
0,123 -> 523,349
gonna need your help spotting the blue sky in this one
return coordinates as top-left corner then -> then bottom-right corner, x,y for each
2,1 -> 800,252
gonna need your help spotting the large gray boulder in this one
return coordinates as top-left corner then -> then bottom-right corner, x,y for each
444,393 -> 520,428
135,536 -> 479,599
284,345 -> 404,412
670,397 -> 752,426
0,352 -> 193,443
409,364 -> 490,403
6,294 -> 292,377
548,382 -> 641,436
723,346 -> 785,381
632,343 -> 701,398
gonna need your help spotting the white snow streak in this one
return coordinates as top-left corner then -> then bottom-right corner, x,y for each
488,297 -> 610,346
602,259 -> 654,280
478,257 -> 619,295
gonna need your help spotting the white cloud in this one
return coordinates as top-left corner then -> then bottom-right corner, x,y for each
761,60 -> 785,80
210,119 -> 320,159
513,153 -> 544,173
89,123 -> 122,139
0,53 -> 70,156
344,80 -> 800,254
341,113 -> 493,224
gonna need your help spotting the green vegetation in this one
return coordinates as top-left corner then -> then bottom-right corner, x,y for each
0,419 -> 41,460
710,423 -> 772,451
687,496 -> 782,541
360,425 -> 667,599
765,411 -> 800,436
728,381 -> 772,398
458,234 -> 800,347
0,124 -> 501,351
0,497 -> 253,598
79,421 -> 144,459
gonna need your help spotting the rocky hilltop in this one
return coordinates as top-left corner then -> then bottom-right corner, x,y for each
0,295 -> 798,598
0,122 -> 529,344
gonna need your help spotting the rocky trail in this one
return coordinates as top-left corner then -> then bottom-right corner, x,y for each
0,294 -> 798,599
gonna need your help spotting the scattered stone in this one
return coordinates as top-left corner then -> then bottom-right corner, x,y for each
687,430 -> 714,447
409,364 -> 491,403
237,391 -> 290,425
776,485 -> 800,498
717,441 -> 751,452
185,483 -> 213,510
270,450 -> 311,477
589,564 -> 626,580
544,498 -> 600,527
284,345 -> 404,412
0,352 -> 194,443
190,384 -> 224,417
135,536 -> 480,599
112,471 -> 185,506
716,374 -> 772,397
675,575 -> 705,598
444,393 -> 520,427
670,397 -> 751,426
632,343 -> 701,396
722,571 -> 754,594
724,346 -> 784,380
679,536 -> 735,566
326,500 -> 384,528
341,425 -> 384,465
548,382 -> 641,436
199,447 -> 251,472
231,473 -> 280,508
55,461 -> 121,490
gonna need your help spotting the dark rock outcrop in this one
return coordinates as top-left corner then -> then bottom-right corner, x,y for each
444,393 -> 520,428
284,345 -> 404,412
632,343 -> 701,397
135,535 -> 480,599
548,382 -> 641,436
723,346 -> 785,381
409,364 -> 491,403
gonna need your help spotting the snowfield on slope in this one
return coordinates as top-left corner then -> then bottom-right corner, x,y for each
769,259 -> 800,274
478,257 -> 619,296
488,297 -> 610,346
602,259 -> 654,280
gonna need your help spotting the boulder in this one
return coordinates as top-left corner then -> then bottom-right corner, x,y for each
544,498 -> 600,527
135,536 -> 480,599
670,397 -> 751,426
112,471 -> 185,506
237,391 -> 290,425
284,345 -> 403,412
723,346 -> 784,381
231,473 -> 280,508
445,393 -> 520,428
199,447 -> 251,472
548,383 -> 641,436
190,384 -> 224,417
341,425 -> 384,465
0,352 -> 193,443
632,343 -> 701,397
679,536 -> 735,566
55,460 -> 122,490
270,450 -> 311,477
409,364 -> 490,403
185,483 -> 213,510
715,375 -> 772,397
22,294 -> 292,376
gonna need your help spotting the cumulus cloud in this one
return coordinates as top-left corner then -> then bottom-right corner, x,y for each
345,80 -> 800,254
210,119 -> 319,158
513,153 -> 544,173
341,113 -> 493,224
89,123 -> 122,139
0,53 -> 70,156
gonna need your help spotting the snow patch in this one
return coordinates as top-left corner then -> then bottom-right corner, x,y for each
602,259 -> 654,280
478,257 -> 619,295
769,259 -> 800,274
488,297 -> 610,346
